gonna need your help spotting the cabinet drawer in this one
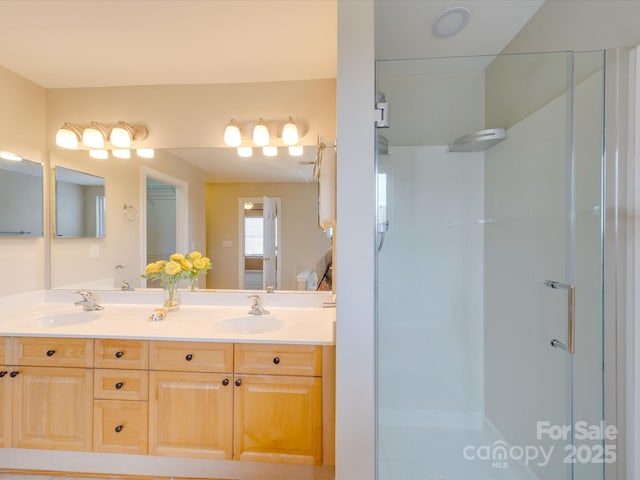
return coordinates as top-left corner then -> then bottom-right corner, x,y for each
94,369 -> 148,401
149,341 -> 233,373
94,399 -> 148,455
0,337 -> 6,364
235,344 -> 322,376
95,339 -> 148,369
14,337 -> 93,367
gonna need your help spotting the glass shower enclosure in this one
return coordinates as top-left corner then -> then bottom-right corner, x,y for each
376,51 -> 605,480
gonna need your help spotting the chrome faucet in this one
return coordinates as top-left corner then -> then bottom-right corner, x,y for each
74,290 -> 104,311
248,295 -> 270,315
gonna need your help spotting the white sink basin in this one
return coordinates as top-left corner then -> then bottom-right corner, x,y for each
213,315 -> 284,334
25,310 -> 103,328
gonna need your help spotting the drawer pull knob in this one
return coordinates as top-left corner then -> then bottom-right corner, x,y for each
222,378 -> 229,386
10,371 -> 19,377
235,379 -> 242,387
185,354 -> 193,361
115,351 -> 124,358
0,371 -> 7,377
46,350 -> 56,357
273,357 -> 280,365
115,425 -> 123,433
115,382 -> 124,390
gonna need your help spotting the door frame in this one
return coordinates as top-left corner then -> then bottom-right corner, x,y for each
139,167 -> 189,287
237,197 -> 282,290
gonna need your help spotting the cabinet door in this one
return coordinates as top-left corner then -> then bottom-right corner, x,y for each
234,374 -> 322,465
149,371 -> 233,459
12,366 -> 93,451
0,366 -> 11,448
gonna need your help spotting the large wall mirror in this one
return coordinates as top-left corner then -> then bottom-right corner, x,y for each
49,147 -> 332,292
0,156 -> 43,238
54,166 -> 105,239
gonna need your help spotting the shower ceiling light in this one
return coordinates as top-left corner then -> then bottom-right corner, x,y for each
432,6 -> 470,38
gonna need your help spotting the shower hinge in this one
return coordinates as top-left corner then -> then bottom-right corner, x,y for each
375,102 -> 390,128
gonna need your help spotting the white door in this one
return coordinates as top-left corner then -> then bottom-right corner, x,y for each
262,196 -> 277,290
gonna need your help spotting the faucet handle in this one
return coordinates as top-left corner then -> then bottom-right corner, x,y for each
73,289 -> 93,300
247,294 -> 262,305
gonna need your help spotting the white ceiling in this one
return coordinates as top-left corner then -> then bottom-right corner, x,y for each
0,0 -> 337,88
0,0 -> 547,182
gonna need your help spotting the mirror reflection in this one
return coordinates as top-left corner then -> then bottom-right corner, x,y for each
0,157 -> 43,238
54,166 -> 105,239
50,148 -> 332,292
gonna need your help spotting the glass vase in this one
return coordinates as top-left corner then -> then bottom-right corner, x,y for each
189,276 -> 198,292
163,282 -> 180,311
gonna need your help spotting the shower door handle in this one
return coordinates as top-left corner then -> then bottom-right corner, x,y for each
545,280 -> 575,354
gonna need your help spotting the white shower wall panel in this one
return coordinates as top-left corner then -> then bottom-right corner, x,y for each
377,146 -> 485,413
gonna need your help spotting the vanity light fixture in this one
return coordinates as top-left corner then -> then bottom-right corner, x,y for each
112,149 -> 131,159
237,146 -> 253,158
252,118 -> 270,147
82,122 -> 109,149
136,148 -> 155,159
281,117 -> 299,145
55,123 -> 83,149
263,146 -> 278,157
223,120 -> 242,147
288,145 -> 303,157
89,150 -> 109,160
0,151 -> 22,161
55,121 -> 150,159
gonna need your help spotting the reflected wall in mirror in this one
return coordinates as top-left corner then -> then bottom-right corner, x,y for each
54,166 -> 105,239
49,147 -> 331,292
0,157 -> 43,238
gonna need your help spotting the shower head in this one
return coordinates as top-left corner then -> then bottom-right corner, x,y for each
449,128 -> 507,152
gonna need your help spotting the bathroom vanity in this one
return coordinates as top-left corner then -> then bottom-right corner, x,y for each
0,289 -> 335,479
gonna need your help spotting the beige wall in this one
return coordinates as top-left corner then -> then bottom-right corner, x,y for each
206,182 -> 330,290
46,79 -> 336,150
0,65 -> 48,295
50,149 -> 206,289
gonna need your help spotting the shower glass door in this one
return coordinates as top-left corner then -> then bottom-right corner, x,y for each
376,50 -> 605,480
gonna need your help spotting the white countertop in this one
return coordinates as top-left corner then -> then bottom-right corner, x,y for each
0,290 -> 336,345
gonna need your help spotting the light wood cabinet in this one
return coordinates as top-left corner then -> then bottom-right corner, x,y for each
93,339 -> 149,455
233,344 -> 323,465
234,374 -> 322,464
0,338 -> 12,448
93,399 -> 148,455
148,370 -> 233,459
9,337 -> 94,451
12,365 -> 93,451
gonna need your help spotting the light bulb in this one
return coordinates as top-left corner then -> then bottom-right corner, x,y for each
237,146 -> 253,158
110,126 -> 132,148
224,120 -> 242,147
288,145 -> 304,157
82,127 -> 105,149
56,125 -> 79,149
263,146 -> 278,157
89,149 -> 109,160
252,119 -> 270,146
282,117 -> 299,145
136,148 -> 155,159
0,151 -> 22,161
113,149 -> 131,159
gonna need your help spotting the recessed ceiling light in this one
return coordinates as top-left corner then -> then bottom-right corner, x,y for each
432,6 -> 470,38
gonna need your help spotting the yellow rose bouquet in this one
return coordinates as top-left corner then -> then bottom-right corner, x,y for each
142,251 -> 212,309
184,251 -> 212,291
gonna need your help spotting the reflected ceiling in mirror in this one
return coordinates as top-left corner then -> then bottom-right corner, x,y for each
0,157 -> 43,238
